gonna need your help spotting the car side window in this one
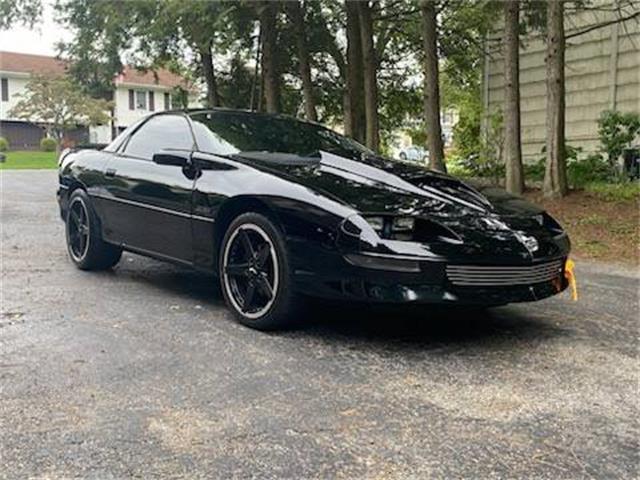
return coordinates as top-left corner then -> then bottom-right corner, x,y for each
123,115 -> 194,160
190,117 -> 240,156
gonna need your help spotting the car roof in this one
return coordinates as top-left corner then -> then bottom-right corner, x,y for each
159,107 -> 321,126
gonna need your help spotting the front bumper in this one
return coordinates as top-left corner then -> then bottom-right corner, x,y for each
290,242 -> 568,305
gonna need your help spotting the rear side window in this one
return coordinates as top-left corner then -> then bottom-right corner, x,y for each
124,115 -> 194,160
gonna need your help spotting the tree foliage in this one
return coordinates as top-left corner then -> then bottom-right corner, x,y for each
9,75 -> 111,145
7,0 -> 631,197
597,110 -> 640,166
0,0 -> 42,29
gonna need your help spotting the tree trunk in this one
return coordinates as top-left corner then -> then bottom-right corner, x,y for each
421,0 -> 446,172
314,10 -> 348,132
53,127 -> 63,156
544,0 -> 568,198
259,1 -> 280,114
200,42 -> 219,108
503,0 -> 524,194
250,23 -> 262,111
287,0 -> 317,121
357,1 -> 379,152
345,1 -> 366,143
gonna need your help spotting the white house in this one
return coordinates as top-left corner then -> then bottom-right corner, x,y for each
0,51 -> 201,149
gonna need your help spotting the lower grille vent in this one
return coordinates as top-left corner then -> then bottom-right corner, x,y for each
447,260 -> 563,287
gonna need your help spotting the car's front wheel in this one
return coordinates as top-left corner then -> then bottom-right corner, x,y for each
219,212 -> 298,330
65,189 -> 122,270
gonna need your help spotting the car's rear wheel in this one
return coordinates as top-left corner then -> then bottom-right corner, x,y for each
399,152 -> 407,160
219,212 -> 298,330
66,189 -> 122,270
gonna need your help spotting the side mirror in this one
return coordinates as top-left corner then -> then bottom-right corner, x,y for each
152,151 -> 190,166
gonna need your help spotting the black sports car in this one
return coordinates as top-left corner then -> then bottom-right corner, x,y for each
57,109 -> 571,329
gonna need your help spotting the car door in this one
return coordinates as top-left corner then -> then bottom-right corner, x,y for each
100,114 -> 196,263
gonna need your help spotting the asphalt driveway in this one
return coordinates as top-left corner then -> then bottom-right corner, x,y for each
1,170 -> 638,479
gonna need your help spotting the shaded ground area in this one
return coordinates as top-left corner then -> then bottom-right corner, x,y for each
525,188 -> 639,266
1,171 -> 638,479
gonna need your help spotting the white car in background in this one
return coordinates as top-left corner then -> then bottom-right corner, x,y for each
397,146 -> 429,163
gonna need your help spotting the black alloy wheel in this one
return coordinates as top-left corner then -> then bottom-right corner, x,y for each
220,212 -> 297,329
67,197 -> 90,262
65,189 -> 122,270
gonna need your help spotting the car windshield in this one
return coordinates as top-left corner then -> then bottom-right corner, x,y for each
189,111 -> 373,160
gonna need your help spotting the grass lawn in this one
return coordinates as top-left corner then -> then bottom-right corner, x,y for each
0,151 -> 58,170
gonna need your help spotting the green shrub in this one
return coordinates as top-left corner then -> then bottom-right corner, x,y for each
0,137 -> 8,151
585,181 -> 640,201
40,137 -> 57,152
524,159 -> 545,181
454,111 -> 504,183
451,97 -> 482,162
532,145 -> 613,187
568,153 -> 613,188
598,110 -> 640,166
446,153 -> 474,178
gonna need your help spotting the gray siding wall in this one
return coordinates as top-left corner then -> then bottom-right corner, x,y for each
484,4 -> 640,162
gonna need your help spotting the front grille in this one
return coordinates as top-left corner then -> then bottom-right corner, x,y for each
446,260 -> 563,287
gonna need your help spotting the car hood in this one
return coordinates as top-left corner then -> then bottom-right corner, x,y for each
233,150 -> 542,218
232,150 -> 567,262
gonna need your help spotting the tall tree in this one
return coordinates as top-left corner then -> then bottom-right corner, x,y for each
544,0 -> 568,198
345,0 -> 366,142
199,40 -> 220,108
286,0 -> 317,121
421,0 -> 446,172
259,1 -> 281,113
312,4 -> 349,124
503,0 -> 524,194
357,0 -> 380,152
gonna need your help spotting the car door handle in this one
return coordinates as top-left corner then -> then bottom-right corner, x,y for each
105,168 -> 117,178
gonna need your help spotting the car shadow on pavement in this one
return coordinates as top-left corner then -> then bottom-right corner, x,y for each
113,258 -> 226,306
112,257 -> 570,351
288,299 -> 570,352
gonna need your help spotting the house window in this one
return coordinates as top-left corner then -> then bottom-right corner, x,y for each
135,90 -> 147,110
164,92 -> 170,110
1,78 -> 8,102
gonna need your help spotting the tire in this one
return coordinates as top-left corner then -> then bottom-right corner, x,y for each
219,212 -> 298,330
65,189 -> 122,270
399,152 -> 407,161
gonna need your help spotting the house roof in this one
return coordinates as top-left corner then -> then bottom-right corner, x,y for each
0,51 -> 67,76
0,51 -> 191,89
115,66 -> 189,89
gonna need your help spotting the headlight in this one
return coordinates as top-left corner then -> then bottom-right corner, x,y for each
365,216 -> 385,234
392,217 -> 415,232
342,215 -> 461,244
363,215 -> 415,240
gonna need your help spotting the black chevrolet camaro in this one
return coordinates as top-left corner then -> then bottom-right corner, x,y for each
57,109 -> 571,329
